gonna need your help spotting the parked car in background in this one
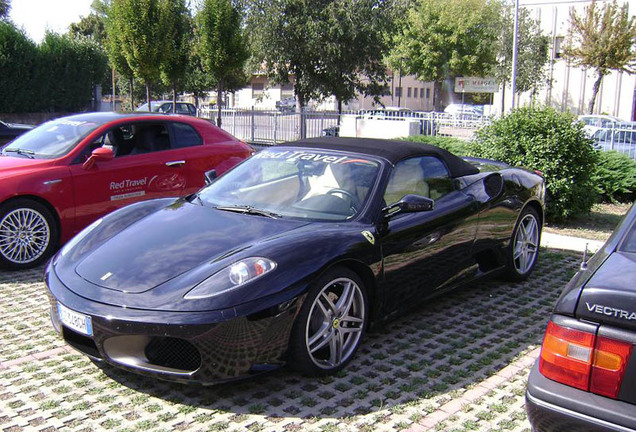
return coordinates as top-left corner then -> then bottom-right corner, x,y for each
591,127 -> 636,159
0,120 -> 33,146
526,202 -> 636,432
45,137 -> 545,385
0,112 -> 251,270
275,97 -> 297,113
136,100 -> 197,116
578,114 -> 624,137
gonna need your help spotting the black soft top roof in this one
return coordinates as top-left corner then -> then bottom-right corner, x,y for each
291,137 -> 479,178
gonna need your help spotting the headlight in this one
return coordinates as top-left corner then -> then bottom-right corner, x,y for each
60,218 -> 103,257
184,257 -> 277,300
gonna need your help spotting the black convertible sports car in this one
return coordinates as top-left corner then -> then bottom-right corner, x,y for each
45,137 -> 545,384
526,202 -> 636,432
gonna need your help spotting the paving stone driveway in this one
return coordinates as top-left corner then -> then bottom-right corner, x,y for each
0,250 -> 579,432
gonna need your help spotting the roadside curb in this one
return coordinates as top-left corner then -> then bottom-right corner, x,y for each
541,232 -> 604,253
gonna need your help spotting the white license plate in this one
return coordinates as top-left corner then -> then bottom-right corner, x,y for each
58,303 -> 93,336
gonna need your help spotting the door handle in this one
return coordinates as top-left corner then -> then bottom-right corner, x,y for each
166,160 -> 186,167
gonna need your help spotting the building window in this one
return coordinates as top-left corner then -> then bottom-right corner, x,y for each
395,87 -> 402,98
413,88 -> 418,98
420,88 -> 425,99
381,85 -> 391,96
252,82 -> 264,98
425,88 -> 430,99
407,87 -> 412,98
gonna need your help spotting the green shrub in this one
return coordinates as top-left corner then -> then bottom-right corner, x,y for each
592,150 -> 636,203
405,136 -> 470,156
469,106 -> 598,222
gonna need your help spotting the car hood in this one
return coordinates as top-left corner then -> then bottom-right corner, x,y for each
72,201 -> 309,294
575,252 -> 636,331
0,155 -> 50,170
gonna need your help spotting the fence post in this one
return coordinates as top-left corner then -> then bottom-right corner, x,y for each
232,109 -> 236,136
273,111 -> 278,144
251,106 -> 255,143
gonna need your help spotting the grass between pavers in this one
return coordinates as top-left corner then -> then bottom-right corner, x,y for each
0,250 -> 577,432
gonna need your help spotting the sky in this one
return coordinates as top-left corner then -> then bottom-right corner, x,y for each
9,0 -> 93,43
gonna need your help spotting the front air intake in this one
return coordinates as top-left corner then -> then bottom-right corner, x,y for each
144,337 -> 201,372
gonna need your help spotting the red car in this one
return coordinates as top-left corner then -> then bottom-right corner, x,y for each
0,112 -> 252,270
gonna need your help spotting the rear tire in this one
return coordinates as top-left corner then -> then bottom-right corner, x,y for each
0,198 -> 58,270
289,266 -> 368,376
503,206 -> 541,281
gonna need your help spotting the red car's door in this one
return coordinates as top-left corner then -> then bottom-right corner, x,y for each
68,122 -> 190,235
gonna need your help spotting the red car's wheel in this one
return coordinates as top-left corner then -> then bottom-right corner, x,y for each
0,198 -> 58,270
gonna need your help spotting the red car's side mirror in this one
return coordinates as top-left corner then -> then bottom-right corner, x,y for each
83,147 -> 115,170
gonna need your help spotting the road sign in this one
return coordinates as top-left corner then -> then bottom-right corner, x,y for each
454,77 -> 498,93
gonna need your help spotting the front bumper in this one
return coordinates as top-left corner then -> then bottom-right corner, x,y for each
46,265 -> 304,385
526,361 -> 636,432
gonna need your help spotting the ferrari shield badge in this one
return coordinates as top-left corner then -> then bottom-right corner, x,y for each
361,230 -> 375,245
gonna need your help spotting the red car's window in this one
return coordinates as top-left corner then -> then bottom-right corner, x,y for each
170,122 -> 202,148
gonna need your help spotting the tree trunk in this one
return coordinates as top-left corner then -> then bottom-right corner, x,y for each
216,81 -> 223,128
297,94 -> 306,139
433,81 -> 443,111
588,72 -> 603,114
129,76 -> 134,111
337,97 -> 342,116
146,82 -> 152,112
173,83 -> 177,110
500,79 -> 506,113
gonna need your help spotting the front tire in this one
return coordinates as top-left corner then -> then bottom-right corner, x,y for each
504,206 -> 541,281
290,267 -> 368,376
0,198 -> 58,270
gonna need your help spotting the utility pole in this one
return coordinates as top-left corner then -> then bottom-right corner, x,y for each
510,0 -> 520,110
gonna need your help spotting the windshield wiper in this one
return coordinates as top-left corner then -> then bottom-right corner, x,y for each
3,148 -> 35,159
215,205 -> 282,219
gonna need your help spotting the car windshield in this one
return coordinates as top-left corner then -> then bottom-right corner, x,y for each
2,118 -> 101,158
198,148 -> 381,221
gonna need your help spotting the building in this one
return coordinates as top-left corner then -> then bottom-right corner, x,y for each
496,0 -> 636,120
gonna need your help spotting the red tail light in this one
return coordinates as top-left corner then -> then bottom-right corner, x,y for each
590,336 -> 633,398
539,320 -> 633,399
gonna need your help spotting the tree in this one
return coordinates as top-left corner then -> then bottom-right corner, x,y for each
160,0 -> 191,108
311,0 -> 396,114
197,0 -> 248,127
69,13 -> 107,44
0,0 -> 10,19
391,0 -> 502,110
495,5 -> 550,109
564,0 -> 636,114
109,0 -> 167,109
104,1 -> 135,109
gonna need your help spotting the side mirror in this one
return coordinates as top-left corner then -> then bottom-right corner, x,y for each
82,147 -> 115,170
383,194 -> 434,218
204,169 -> 217,185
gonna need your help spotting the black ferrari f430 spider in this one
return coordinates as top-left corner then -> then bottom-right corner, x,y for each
46,137 -> 545,384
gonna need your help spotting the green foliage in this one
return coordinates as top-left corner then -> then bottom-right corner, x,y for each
404,136 -> 470,156
0,22 -> 109,113
160,0 -> 191,102
110,0 -> 166,104
197,0 -> 248,126
565,1 -> 636,113
0,22 -> 40,112
246,0 -> 395,110
592,150 -> 636,203
39,33 -> 110,112
390,0 -> 502,109
470,107 -> 599,222
495,6 -> 550,96
69,13 -> 107,44
0,0 -> 10,18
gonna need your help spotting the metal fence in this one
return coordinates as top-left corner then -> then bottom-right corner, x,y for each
199,108 -> 636,161
198,108 -> 489,145
590,126 -> 636,160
